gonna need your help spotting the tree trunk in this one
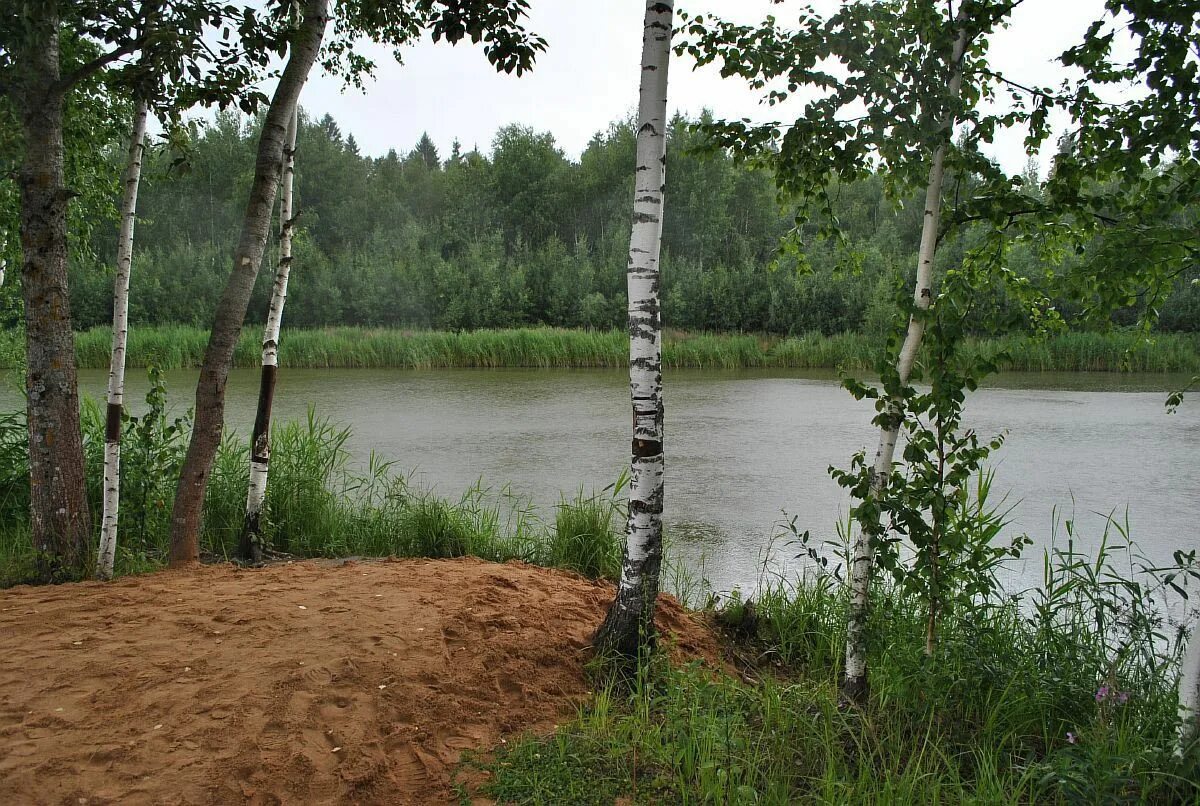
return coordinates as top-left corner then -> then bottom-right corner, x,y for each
593,0 -> 674,659
15,5 -> 93,581
240,108 -> 298,563
96,101 -> 149,581
168,0 -> 328,568
841,15 -> 969,705
1179,624 -> 1200,752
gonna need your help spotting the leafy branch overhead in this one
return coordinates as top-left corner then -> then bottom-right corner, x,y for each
676,0 -> 1033,236
324,0 -> 547,88
676,0 -> 1198,328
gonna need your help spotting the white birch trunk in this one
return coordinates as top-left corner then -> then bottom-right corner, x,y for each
240,108 -> 298,562
841,17 -> 969,704
1179,621 -> 1200,752
594,0 -> 673,658
96,101 -> 149,581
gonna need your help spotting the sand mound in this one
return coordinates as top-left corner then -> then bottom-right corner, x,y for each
0,557 -> 719,805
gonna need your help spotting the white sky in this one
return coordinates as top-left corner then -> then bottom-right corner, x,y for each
291,0 -> 1114,174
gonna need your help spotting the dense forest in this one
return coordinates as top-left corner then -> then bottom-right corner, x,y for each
63,110 -> 1200,336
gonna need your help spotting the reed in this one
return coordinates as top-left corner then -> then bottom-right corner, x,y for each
35,326 -> 1200,373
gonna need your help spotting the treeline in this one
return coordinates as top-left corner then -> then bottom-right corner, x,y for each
65,111 -> 1200,336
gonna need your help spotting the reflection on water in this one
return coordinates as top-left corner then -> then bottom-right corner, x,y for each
3,366 -> 1195,595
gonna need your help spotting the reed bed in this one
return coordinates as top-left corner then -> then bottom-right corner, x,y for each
37,326 -> 1200,373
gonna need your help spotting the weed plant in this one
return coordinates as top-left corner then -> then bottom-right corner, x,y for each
478,514 -> 1200,804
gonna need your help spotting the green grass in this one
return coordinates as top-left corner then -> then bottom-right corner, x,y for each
10,325 -> 1197,372
0,405 -> 625,587
474,531 -> 1200,804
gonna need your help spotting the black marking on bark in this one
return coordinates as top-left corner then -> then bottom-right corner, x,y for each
629,499 -> 664,517
250,364 -> 278,460
631,438 -> 663,458
635,195 -> 662,204
920,287 -> 932,298
240,509 -> 264,564
630,295 -> 661,316
593,543 -> 665,659
629,322 -> 659,341
105,402 -> 122,442
840,670 -> 870,708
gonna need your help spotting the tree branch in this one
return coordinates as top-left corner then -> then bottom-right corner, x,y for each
54,40 -> 143,95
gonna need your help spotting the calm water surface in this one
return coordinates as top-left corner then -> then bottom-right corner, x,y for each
16,368 -> 1200,594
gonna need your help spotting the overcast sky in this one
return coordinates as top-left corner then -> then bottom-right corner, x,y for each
289,0 -> 1115,175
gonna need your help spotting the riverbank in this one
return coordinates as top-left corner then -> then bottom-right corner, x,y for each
0,409 -> 1194,801
11,325 -> 1198,372
1,549 -> 1192,803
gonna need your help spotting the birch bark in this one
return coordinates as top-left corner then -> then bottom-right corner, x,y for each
841,14 -> 969,705
594,0 -> 673,659
241,108 -> 298,562
168,0 -> 328,567
96,100 -> 149,581
1179,622 -> 1200,751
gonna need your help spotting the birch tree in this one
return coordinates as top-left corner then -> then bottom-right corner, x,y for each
0,1 -> 277,581
1180,626 -> 1200,751
96,100 -> 149,581
679,0 -> 1053,703
167,0 -> 546,566
169,0 -> 330,567
593,0 -> 674,659
241,108 -> 299,563
683,0 -> 1198,704
839,10 -> 969,705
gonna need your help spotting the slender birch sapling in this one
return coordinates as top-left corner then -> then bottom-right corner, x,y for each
167,0 -> 545,566
169,0 -> 329,567
593,0 -> 674,659
96,100 -> 150,581
241,108 -> 299,562
678,0 -> 1037,703
1179,625 -> 1200,751
839,11 -> 970,704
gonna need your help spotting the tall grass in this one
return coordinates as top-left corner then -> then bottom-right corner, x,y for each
477,519 -> 1200,804
22,325 -> 1200,372
0,401 -> 624,586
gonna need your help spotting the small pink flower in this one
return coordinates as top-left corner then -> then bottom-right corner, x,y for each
1095,686 -> 1110,702
1067,731 -> 1077,744
1116,690 -> 1130,704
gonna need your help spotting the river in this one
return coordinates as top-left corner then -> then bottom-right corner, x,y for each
7,368 -> 1198,596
